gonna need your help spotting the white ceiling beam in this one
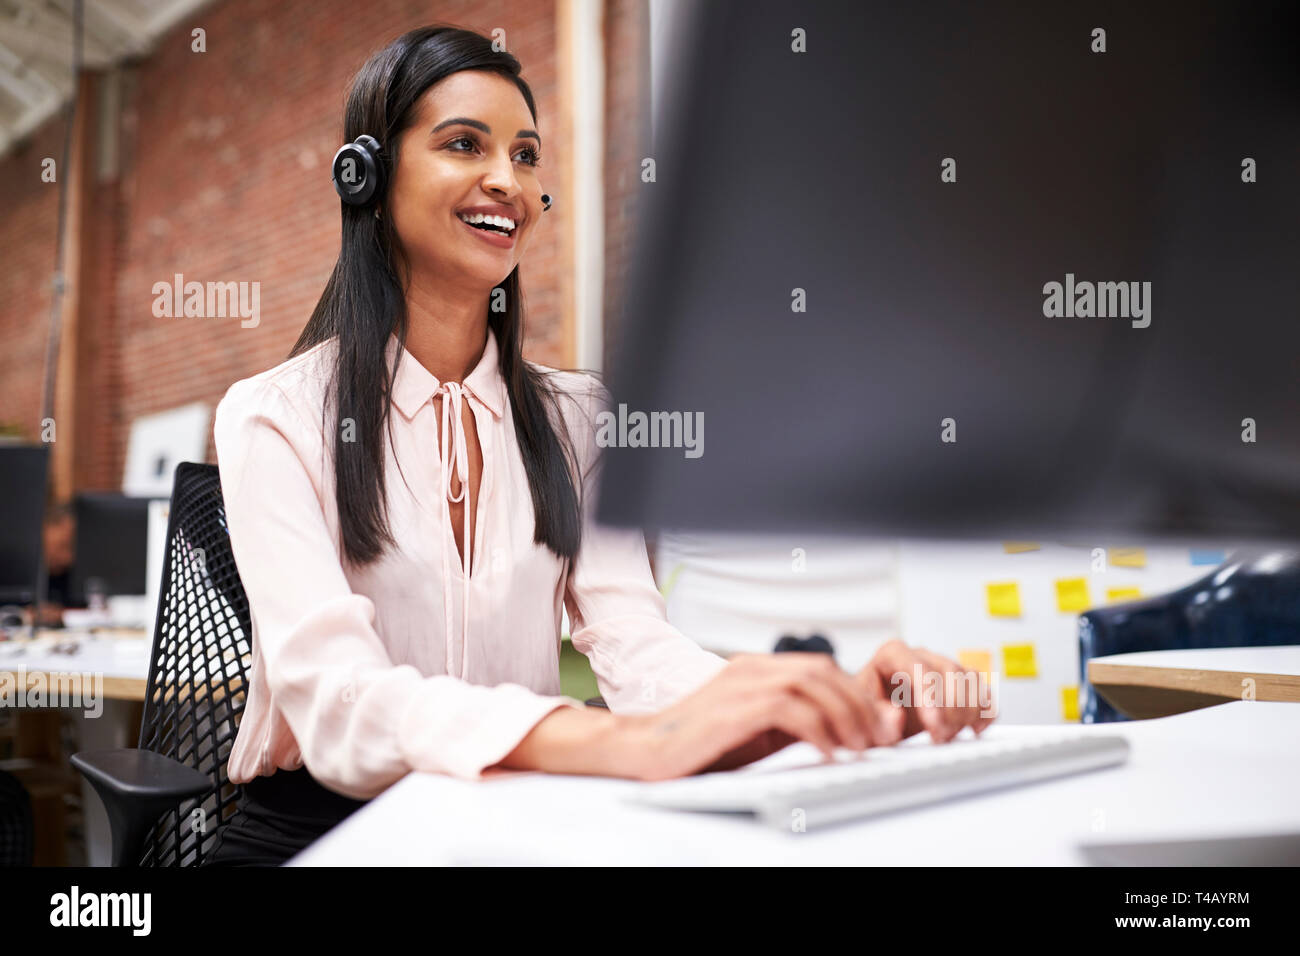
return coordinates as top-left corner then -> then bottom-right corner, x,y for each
76,0 -> 151,35
0,19 -> 114,68
0,92 -> 65,151
0,0 -> 221,161
0,34 -> 69,152
3,0 -> 121,66
140,0 -> 220,38
41,0 -> 150,59
0,39 -> 69,100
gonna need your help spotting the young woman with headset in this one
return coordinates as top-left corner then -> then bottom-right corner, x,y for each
206,25 -> 992,865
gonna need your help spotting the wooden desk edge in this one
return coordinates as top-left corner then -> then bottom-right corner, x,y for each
1087,660 -> 1300,704
0,668 -> 147,703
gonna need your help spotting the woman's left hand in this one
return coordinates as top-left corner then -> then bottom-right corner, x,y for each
854,639 -> 997,744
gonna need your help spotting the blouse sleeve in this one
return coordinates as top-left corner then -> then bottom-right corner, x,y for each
214,377 -> 581,798
560,378 -> 730,715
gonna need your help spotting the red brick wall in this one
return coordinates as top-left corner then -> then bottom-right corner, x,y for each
0,0 -> 637,492
602,0 -> 650,371
75,73 -> 127,495
0,119 -> 65,447
0,73 -> 129,498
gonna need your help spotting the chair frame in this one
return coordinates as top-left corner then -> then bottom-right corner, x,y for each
72,462 -> 252,866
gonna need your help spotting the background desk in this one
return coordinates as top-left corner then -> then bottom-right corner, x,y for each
1088,645 -> 1300,720
0,628 -> 151,864
292,700 -> 1300,866
0,628 -> 151,701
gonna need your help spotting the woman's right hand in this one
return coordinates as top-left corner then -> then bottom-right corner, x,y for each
612,652 -> 907,781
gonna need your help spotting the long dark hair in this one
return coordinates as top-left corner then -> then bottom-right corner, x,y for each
292,25 -> 582,567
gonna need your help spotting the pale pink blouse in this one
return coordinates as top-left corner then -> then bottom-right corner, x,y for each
212,328 -> 728,800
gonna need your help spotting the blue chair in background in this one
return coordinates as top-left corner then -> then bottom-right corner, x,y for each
1079,551 -> 1300,722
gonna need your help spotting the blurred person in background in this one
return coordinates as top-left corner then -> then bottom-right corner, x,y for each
30,501 -> 76,628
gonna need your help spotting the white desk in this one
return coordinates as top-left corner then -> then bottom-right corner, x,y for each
0,628 -> 152,701
0,628 -> 152,866
291,700 -> 1300,866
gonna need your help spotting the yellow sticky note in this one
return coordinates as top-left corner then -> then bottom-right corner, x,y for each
1002,541 -> 1041,554
1061,686 -> 1080,721
958,649 -> 993,677
1106,586 -> 1142,603
1055,577 -> 1091,612
1110,547 -> 1147,568
1003,643 -> 1038,678
986,582 -> 1022,617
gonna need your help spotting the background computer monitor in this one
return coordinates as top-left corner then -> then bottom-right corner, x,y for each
69,493 -> 154,602
598,0 -> 1300,542
0,444 -> 51,604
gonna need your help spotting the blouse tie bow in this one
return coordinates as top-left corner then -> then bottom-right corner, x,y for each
437,380 -> 473,678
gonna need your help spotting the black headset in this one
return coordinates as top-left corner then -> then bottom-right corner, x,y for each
331,135 -> 385,206
331,134 -> 551,211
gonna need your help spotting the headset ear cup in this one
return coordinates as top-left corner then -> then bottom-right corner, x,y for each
356,136 -> 386,204
331,135 -> 385,206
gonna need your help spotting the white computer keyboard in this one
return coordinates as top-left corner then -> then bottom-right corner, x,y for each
626,731 -> 1131,831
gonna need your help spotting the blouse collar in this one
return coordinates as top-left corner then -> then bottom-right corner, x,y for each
387,327 -> 507,421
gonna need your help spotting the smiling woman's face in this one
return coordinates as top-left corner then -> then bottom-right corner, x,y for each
385,69 -> 545,292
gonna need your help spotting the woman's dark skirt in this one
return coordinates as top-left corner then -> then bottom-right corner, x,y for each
203,766 -> 369,867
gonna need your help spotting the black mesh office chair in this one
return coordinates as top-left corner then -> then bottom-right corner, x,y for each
72,462 -> 252,866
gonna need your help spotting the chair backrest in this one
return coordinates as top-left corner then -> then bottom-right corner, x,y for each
136,462 -> 252,866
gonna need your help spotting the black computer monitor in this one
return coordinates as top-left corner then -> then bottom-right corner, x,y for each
69,493 -> 154,602
598,0 -> 1300,542
0,444 -> 51,604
